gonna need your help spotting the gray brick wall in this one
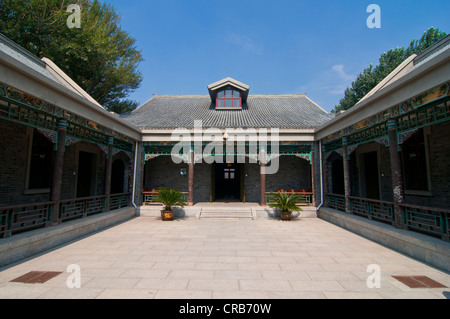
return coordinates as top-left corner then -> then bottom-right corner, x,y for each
0,120 -> 109,206
244,162 -> 261,203
193,162 -> 212,203
327,121 -> 450,209
144,156 -> 189,193
266,155 -> 312,193
0,121 -> 44,206
144,155 -> 313,204
405,121 -> 450,209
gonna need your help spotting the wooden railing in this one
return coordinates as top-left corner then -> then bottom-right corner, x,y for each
143,190 -> 188,206
324,194 -> 450,242
265,191 -> 314,206
59,196 -> 107,222
0,202 -> 54,238
326,193 -> 346,212
401,203 -> 449,241
0,193 -> 132,239
110,193 -> 132,211
349,196 -> 394,225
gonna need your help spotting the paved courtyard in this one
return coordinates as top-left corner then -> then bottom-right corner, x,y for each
0,216 -> 449,299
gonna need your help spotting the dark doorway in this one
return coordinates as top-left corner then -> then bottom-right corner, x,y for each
363,152 -> 380,200
111,159 -> 125,194
77,151 -> 96,198
331,158 -> 345,195
215,163 -> 241,201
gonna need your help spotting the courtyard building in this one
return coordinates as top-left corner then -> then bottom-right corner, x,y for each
0,33 -> 449,271
122,77 -> 332,210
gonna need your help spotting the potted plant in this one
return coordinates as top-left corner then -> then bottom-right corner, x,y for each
267,191 -> 304,221
152,188 -> 187,221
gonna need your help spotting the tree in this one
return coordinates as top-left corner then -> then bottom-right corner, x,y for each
0,0 -> 143,113
333,27 -> 447,113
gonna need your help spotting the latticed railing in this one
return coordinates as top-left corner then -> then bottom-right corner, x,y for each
143,190 -> 188,206
265,191 -> 314,206
324,195 -> 450,242
59,196 -> 107,222
0,202 -> 54,238
401,204 -> 449,241
349,196 -> 394,225
110,193 -> 132,210
326,193 -> 346,212
0,193 -> 132,239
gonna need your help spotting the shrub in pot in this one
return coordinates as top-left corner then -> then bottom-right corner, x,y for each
267,191 -> 304,221
152,188 -> 187,221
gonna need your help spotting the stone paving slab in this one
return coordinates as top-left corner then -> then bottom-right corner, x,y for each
0,217 -> 449,299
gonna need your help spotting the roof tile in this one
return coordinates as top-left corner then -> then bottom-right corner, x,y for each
122,95 -> 333,129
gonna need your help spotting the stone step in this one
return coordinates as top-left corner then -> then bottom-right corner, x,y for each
199,208 -> 255,220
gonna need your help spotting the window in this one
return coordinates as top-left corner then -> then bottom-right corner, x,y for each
224,168 -> 236,180
28,129 -> 53,190
402,129 -> 429,191
216,89 -> 242,109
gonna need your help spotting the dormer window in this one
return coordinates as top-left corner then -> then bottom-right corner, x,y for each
216,89 -> 242,109
208,77 -> 250,110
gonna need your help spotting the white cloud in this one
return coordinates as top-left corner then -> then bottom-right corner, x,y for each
226,32 -> 264,56
331,64 -> 354,81
295,64 -> 356,111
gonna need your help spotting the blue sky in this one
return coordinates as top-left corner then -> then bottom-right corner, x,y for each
101,0 -> 450,112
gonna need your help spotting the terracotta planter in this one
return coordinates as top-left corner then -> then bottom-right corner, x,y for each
161,210 -> 174,221
280,211 -> 292,221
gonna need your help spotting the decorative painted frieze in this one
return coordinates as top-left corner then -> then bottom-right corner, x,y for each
398,128 -> 419,145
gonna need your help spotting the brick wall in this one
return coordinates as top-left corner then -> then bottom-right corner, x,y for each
326,121 -> 450,210
0,120 -> 44,206
0,119 -> 109,206
244,162 -> 261,203
144,155 -> 313,204
144,156 -> 189,193
266,155 -> 312,193
193,162 -> 212,203
405,121 -> 450,209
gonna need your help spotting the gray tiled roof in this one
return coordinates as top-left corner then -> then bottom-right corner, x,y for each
0,33 -> 60,85
122,95 -> 333,129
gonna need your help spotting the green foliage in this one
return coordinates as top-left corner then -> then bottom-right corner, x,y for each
107,99 -> 139,114
152,188 -> 187,211
267,192 -> 304,213
333,27 -> 447,113
0,0 -> 143,113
